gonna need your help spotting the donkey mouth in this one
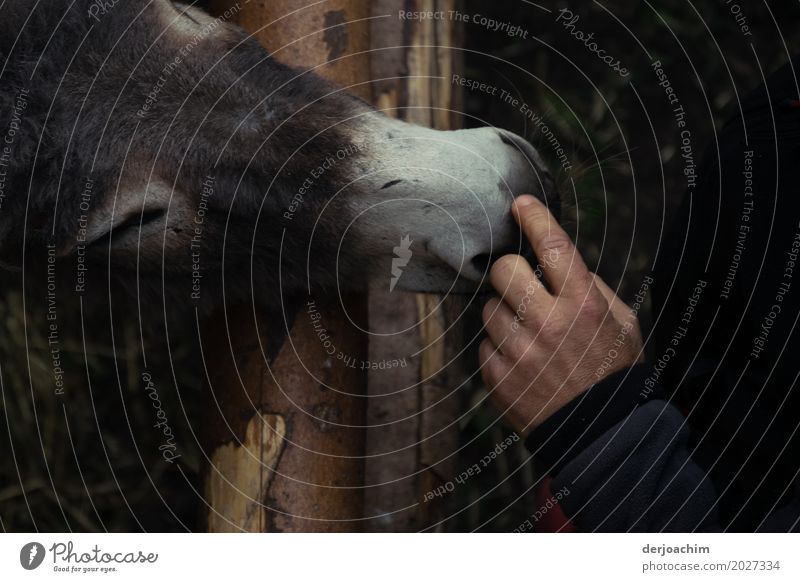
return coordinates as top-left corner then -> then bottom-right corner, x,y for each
349,118 -> 561,295
444,236 -> 540,289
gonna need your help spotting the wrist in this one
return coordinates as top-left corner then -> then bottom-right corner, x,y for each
524,363 -> 662,474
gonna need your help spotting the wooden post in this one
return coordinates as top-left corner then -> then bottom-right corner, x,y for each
365,0 -> 468,532
202,0 -> 371,532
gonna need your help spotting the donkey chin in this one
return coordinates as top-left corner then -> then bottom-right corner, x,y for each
0,0 -> 559,305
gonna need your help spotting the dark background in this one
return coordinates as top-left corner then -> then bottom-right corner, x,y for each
2,0 -> 799,532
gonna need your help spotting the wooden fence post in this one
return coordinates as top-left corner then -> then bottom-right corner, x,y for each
365,0 -> 468,532
202,0 -> 371,533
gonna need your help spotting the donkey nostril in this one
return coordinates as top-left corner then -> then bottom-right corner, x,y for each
471,253 -> 499,275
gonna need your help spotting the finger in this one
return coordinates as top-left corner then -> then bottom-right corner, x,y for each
512,195 -> 593,298
489,253 -> 551,315
478,337 -> 510,388
482,297 -> 519,353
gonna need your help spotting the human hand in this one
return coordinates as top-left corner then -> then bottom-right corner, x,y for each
479,195 -> 643,437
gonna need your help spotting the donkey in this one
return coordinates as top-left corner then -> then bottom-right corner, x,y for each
0,0 -> 558,306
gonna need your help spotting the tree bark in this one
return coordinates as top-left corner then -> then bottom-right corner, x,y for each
365,0 -> 468,532
202,0 -> 371,533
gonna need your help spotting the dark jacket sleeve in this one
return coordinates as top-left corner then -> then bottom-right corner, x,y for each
525,364 -> 721,531
526,364 -> 800,531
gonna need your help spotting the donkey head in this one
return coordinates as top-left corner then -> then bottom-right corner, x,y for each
0,0 -> 558,305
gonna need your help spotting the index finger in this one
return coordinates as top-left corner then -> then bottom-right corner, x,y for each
512,195 -> 593,297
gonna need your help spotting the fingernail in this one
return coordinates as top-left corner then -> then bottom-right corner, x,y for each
514,195 -> 536,209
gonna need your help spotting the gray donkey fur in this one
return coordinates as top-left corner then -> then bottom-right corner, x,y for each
0,0 -> 557,306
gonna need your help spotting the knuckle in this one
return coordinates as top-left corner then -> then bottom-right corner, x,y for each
522,210 -> 549,233
491,254 -> 523,279
537,315 -> 565,341
505,333 -> 532,361
518,313 -> 540,334
570,268 -> 594,291
578,295 -> 608,320
538,308 -> 573,345
541,247 -> 562,267
539,234 -> 572,253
